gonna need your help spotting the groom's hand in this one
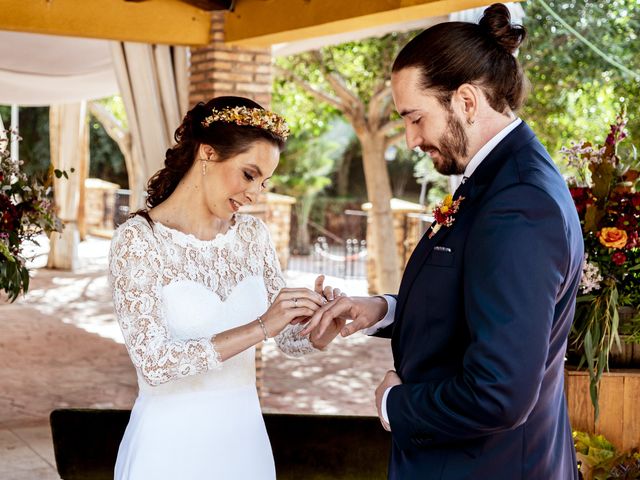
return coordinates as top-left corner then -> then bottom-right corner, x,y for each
376,370 -> 402,432
300,295 -> 388,338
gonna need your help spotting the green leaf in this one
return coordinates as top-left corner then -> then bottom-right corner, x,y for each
20,265 -> 29,293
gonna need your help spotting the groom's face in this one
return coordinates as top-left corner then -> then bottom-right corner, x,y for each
391,67 -> 468,175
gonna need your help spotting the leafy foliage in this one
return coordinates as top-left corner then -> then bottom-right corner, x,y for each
567,110 -> 640,418
0,131 -> 65,301
574,430 -> 640,480
521,0 -> 640,161
88,113 -> 128,188
271,123 -> 349,252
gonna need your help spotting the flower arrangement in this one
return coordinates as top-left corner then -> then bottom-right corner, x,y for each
0,129 -> 66,302
565,109 -> 640,418
429,193 -> 464,238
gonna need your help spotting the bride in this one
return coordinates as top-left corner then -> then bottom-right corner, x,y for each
109,96 -> 344,479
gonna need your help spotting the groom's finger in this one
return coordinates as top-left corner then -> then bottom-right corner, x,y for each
300,299 -> 347,336
315,298 -> 351,337
341,317 -> 368,337
380,418 -> 391,432
299,302 -> 330,336
314,275 -> 325,295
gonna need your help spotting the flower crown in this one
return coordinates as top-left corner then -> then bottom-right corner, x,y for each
201,106 -> 290,140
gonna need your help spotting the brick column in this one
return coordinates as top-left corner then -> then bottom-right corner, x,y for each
189,12 -> 272,108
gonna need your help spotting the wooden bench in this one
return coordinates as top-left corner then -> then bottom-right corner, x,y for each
50,409 -> 390,479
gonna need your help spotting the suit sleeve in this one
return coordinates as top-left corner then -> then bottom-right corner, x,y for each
387,184 -> 570,449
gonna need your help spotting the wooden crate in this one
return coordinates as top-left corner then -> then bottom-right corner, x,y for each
565,368 -> 640,451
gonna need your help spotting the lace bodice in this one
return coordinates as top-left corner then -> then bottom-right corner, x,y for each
109,214 -> 316,390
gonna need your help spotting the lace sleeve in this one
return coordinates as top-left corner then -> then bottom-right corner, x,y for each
258,219 -> 319,357
109,220 -> 221,386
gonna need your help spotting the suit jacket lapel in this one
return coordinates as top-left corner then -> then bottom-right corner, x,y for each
395,176 -> 476,320
393,121 -> 537,326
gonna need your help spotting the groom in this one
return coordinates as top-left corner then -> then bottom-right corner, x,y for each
303,4 -> 583,479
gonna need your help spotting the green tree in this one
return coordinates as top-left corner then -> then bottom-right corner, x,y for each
275,32 -> 415,292
0,106 -> 50,179
1,103 -> 128,187
521,0 -> 639,159
271,127 -> 347,254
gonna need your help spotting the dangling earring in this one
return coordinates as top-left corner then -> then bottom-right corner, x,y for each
467,118 -> 475,126
201,159 -> 207,176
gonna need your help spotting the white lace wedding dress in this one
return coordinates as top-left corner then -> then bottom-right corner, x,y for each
109,214 -> 316,480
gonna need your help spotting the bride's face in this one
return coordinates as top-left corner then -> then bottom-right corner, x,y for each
392,67 -> 469,175
202,140 -> 280,220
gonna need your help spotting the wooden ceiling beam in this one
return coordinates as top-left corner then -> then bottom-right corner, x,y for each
0,0 -> 212,46
178,0 -> 233,11
225,0 -> 522,47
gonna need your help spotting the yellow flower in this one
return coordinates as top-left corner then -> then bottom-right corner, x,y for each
443,194 -> 453,207
598,227 -> 628,249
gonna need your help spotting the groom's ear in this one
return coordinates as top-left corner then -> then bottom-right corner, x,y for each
454,83 -> 480,123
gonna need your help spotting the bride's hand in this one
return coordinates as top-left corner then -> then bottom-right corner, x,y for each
291,275 -> 345,325
260,288 -> 326,338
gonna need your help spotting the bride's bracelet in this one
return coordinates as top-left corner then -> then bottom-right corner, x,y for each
256,316 -> 270,342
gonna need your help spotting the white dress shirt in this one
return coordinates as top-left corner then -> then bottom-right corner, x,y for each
368,117 -> 523,424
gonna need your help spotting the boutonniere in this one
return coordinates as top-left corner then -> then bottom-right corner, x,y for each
429,194 -> 464,238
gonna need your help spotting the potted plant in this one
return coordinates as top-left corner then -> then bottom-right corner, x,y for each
0,129 -> 66,302
565,109 -> 640,418
574,430 -> 640,480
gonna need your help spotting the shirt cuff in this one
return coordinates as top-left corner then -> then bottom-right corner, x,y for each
381,386 -> 394,423
362,295 -> 396,335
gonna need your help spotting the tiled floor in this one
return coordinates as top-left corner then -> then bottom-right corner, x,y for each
0,425 -> 59,480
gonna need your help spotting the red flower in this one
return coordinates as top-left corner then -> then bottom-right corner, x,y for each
632,192 -> 640,209
570,187 -> 593,216
611,251 -> 627,266
429,194 -> 464,238
0,193 -> 19,232
616,214 -> 638,231
626,231 -> 639,249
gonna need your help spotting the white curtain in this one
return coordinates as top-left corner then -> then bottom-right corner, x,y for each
110,42 -> 189,211
47,102 -> 89,270
0,31 -> 118,106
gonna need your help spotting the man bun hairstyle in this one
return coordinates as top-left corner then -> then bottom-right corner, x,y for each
392,2 -> 529,113
143,96 -> 287,210
479,3 -> 526,55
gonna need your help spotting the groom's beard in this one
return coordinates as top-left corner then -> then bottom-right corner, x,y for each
424,111 -> 468,176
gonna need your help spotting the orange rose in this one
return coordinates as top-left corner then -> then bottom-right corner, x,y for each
598,227 -> 628,249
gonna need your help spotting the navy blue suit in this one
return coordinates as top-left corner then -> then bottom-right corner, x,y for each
376,123 -> 582,479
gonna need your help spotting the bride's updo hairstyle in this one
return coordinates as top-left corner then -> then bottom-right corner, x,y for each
143,96 -> 287,209
392,3 -> 528,113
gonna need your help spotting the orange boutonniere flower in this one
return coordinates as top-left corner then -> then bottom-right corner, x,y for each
598,227 -> 628,249
429,194 -> 464,238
